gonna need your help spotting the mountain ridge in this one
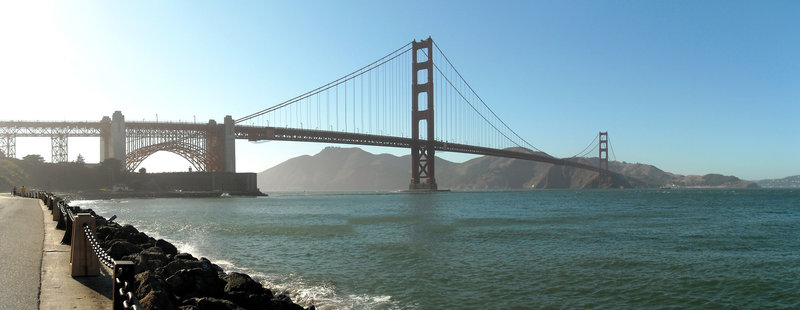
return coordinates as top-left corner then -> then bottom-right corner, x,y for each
257,147 -> 759,191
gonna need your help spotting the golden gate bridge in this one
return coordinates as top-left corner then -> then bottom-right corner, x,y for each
0,37 -> 616,190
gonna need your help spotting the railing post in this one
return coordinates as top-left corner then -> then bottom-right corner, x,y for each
52,199 -> 62,222
70,213 -> 99,277
113,261 -> 136,310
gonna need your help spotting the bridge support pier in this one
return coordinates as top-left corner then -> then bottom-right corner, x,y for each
409,37 -> 438,191
100,111 -> 126,168
224,115 -> 236,172
205,115 -> 236,172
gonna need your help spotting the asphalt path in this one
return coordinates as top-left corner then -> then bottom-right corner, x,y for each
0,193 -> 43,310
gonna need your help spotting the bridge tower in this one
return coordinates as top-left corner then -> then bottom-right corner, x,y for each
100,111 -> 127,167
409,37 -> 438,191
99,111 -> 126,166
224,115 -> 236,172
598,131 -> 609,186
205,115 -> 236,172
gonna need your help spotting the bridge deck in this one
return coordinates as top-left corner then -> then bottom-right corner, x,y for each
235,126 -> 609,174
0,120 -> 612,176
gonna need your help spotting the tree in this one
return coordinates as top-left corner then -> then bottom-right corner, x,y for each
75,154 -> 85,165
22,154 -> 45,163
139,167 -> 147,174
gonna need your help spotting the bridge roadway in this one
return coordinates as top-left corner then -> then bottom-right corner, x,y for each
0,119 -> 613,176
235,125 -> 612,175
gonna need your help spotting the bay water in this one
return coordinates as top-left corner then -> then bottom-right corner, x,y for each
77,189 -> 800,309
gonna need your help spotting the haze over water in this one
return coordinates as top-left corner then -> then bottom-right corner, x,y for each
79,189 -> 799,309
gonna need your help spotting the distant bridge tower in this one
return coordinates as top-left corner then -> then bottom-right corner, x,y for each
205,115 -> 236,172
100,111 -> 127,167
409,37 -> 438,191
598,131 -> 609,186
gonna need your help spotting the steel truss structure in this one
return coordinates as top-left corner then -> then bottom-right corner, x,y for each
0,121 -> 223,171
123,123 -> 217,172
0,121 -> 102,162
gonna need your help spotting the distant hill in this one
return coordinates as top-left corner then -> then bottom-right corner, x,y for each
257,147 -> 758,191
758,175 -> 800,188
254,147 -> 423,191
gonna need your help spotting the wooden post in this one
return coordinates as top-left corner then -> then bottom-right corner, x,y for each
52,199 -> 62,222
113,261 -> 135,310
70,213 -> 99,277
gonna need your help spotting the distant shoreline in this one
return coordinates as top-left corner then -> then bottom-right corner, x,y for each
57,190 -> 266,201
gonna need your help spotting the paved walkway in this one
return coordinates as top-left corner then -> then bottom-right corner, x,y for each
38,194 -> 112,309
0,193 -> 112,309
0,193 -> 43,310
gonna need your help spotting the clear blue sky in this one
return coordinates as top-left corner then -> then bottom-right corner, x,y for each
1,1 -> 797,180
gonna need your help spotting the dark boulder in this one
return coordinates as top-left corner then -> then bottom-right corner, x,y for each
182,297 -> 245,310
93,214 -> 108,226
224,291 -> 269,310
134,270 -> 168,298
165,268 -> 226,299
175,252 -> 198,261
223,272 -> 264,295
139,288 -> 177,310
113,224 -> 140,240
130,232 -> 153,245
96,225 -> 117,241
160,258 -> 219,279
201,257 -> 225,275
106,240 -> 143,260
156,239 -> 179,256
222,272 -> 273,309
110,224 -> 151,245
128,247 -> 170,275
271,294 -> 305,310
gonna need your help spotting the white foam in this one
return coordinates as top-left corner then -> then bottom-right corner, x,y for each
88,203 -> 404,309
210,265 -> 404,310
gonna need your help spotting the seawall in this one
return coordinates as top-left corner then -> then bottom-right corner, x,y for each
29,191 -> 311,310
127,171 -> 259,194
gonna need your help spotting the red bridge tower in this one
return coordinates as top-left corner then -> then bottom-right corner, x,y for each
409,37 -> 438,191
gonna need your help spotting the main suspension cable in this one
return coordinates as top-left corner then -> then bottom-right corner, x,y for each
236,42 -> 412,124
432,41 -> 552,157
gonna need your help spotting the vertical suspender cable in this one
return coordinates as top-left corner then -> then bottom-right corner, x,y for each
353,69 -> 358,133
336,85 -> 339,131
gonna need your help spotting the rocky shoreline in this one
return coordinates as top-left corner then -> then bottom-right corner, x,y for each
73,205 -> 311,310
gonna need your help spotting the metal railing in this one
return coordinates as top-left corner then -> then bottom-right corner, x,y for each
29,191 -> 142,310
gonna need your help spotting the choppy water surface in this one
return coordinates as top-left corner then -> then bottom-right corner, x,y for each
78,189 -> 800,309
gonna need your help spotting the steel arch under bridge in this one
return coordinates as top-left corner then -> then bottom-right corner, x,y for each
124,124 -> 213,172
122,118 -> 235,173
0,112 -> 237,173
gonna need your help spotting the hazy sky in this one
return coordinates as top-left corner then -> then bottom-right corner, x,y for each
1,1 -> 797,180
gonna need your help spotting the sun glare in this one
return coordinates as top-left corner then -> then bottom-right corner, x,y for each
0,2 -> 108,121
